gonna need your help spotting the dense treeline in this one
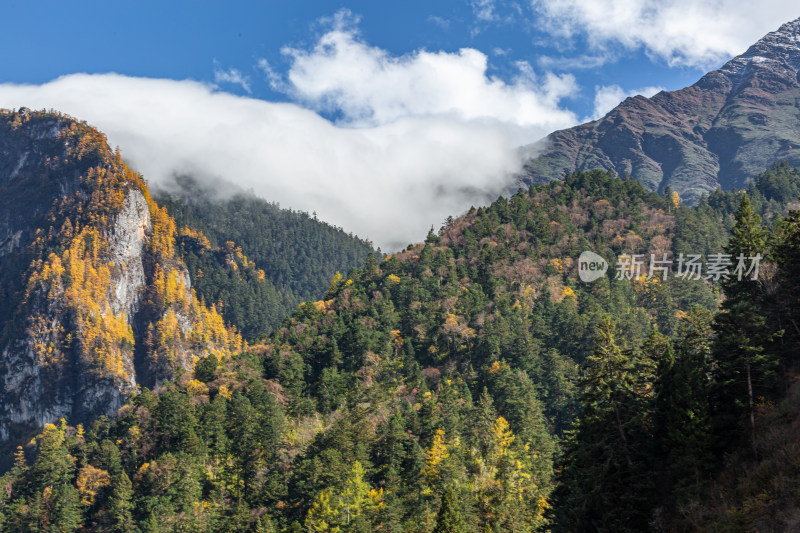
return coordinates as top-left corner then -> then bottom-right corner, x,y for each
553,174 -> 800,530
4,163 -> 800,531
174,227 -> 296,342
156,177 -> 374,339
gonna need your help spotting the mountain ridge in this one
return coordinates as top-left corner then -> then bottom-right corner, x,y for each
2,108 -> 800,528
521,16 -> 800,202
0,109 -> 242,448
154,175 -> 374,340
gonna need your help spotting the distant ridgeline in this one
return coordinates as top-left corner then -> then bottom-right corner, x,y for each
6,148 -> 800,531
522,17 -> 800,204
154,176 -> 374,341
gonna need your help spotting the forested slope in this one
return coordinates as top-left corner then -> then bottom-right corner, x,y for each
0,110 -> 242,461
156,177 -> 374,340
3,163 -> 800,531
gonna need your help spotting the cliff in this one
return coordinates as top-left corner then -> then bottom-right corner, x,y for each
0,109 -> 242,448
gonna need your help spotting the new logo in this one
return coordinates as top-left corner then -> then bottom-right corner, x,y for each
578,251 -> 608,282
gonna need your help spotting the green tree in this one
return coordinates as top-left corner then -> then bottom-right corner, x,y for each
28,420 -> 75,493
194,352 -> 219,382
49,484 -> 82,533
711,193 -> 776,455
656,308 -> 713,502
553,316 -> 655,531
432,485 -> 469,533
107,471 -> 136,533
773,206 -> 800,364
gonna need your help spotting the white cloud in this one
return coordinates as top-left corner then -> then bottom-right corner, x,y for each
0,71 -> 575,251
471,0 -> 499,22
427,15 -> 451,30
537,54 -> 609,70
469,0 -> 527,27
278,22 -> 577,138
532,0 -> 799,68
256,59 -> 284,90
0,15 -> 581,251
213,64 -> 251,93
590,84 -> 663,120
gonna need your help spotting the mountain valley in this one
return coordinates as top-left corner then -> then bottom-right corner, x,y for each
3,16 -> 800,533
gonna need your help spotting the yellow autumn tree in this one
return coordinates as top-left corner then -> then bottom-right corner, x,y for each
390,329 -> 404,350
305,489 -> 341,532
340,460 -> 382,526
492,416 -> 516,457
326,271 -> 344,297
76,464 -> 111,505
304,461 -> 384,531
13,446 -> 26,471
422,429 -> 450,488
562,286 -> 577,301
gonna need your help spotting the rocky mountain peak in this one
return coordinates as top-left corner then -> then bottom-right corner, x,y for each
710,16 -> 800,91
521,16 -> 800,201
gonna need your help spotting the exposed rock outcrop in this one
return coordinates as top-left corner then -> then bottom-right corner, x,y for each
521,17 -> 800,202
0,109 -> 242,448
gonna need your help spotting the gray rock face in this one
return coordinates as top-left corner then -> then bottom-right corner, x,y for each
0,188 -> 152,441
0,230 -> 22,258
108,190 -> 151,319
0,111 -> 239,457
521,16 -> 800,202
716,17 -> 800,84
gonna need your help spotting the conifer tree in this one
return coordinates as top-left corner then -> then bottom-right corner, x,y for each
108,471 -> 135,533
656,308 -> 713,502
12,445 -> 27,474
552,316 -> 655,531
432,485 -> 468,533
712,193 -> 775,455
774,206 -> 800,362
28,420 -> 75,495
50,484 -> 82,533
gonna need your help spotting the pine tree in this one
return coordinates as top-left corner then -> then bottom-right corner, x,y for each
422,429 -> 450,490
773,207 -> 800,364
552,316 -> 655,531
659,308 -> 713,501
12,445 -> 27,474
255,514 -> 277,532
194,352 -> 219,382
340,460 -> 372,527
432,485 -> 468,533
108,471 -> 135,533
28,421 -> 75,494
711,193 -> 776,456
491,416 -> 515,458
305,489 -> 340,532
49,484 -> 82,533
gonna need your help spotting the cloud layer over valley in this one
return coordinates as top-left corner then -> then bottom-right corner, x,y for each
0,20 -> 579,251
4,5 -> 795,250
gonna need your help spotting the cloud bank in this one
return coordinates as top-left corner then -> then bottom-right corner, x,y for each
279,14 -> 577,139
0,24 -> 579,251
532,0 -> 798,69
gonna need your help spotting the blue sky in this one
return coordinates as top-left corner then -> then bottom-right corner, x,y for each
4,0 -> 712,119
1,1 -> 798,249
